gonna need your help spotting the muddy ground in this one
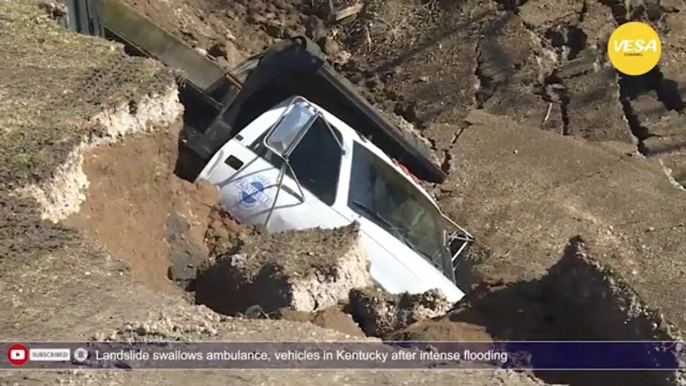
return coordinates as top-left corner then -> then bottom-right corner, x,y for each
2,0 -> 686,385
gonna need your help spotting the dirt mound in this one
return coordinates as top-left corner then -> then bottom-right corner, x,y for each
389,319 -> 492,342
539,236 -> 685,385
546,236 -> 684,341
348,287 -> 451,338
276,306 -> 366,337
203,206 -> 259,255
447,279 -> 558,341
195,221 -> 373,314
386,235 -> 684,385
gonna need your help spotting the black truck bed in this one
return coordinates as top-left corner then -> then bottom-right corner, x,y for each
74,0 -> 447,183
192,37 -> 447,183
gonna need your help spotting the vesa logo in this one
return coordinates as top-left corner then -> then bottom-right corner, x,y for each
608,21 -> 662,76
612,39 -> 659,55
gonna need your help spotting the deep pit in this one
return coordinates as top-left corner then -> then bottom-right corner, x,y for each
66,136 -> 686,386
63,121 -> 218,293
46,74 -> 682,386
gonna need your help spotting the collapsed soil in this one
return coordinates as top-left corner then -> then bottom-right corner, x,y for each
0,0 -> 174,268
204,213 -> 361,280
348,286 -> 453,338
385,237 -> 685,386
64,122 -> 218,292
2,0 -> 686,385
196,215 -> 369,315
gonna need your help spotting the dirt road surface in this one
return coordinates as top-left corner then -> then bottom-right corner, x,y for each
439,110 -> 686,328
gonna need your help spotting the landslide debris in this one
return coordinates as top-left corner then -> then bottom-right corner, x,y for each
386,236 -> 685,385
195,218 -> 373,315
3,2 -> 684,386
276,306 -> 366,337
195,209 -> 460,338
63,123 -> 220,292
348,286 -> 452,338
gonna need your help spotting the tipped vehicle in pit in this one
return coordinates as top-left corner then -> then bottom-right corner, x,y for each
66,0 -> 475,302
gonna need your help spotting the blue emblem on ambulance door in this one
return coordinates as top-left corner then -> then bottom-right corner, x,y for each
234,175 -> 273,210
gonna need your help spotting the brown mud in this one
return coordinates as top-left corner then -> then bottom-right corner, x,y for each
63,123 -> 218,292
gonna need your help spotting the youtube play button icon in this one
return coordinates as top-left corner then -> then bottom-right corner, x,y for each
7,344 -> 28,366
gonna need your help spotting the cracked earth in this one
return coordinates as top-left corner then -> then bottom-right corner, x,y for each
2,0 -> 686,385
126,0 -> 686,330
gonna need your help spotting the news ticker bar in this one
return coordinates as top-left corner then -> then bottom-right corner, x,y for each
2,341 -> 685,370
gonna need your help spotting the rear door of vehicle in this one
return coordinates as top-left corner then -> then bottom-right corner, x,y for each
342,139 -> 465,301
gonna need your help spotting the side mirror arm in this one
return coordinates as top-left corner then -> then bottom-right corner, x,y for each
264,157 -> 305,228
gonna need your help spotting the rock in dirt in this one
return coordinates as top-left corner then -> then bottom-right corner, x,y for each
207,40 -> 245,67
349,287 -> 451,338
166,181 -> 219,288
195,221 -> 373,315
166,213 -> 205,284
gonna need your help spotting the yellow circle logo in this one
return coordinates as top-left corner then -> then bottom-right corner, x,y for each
608,21 -> 662,76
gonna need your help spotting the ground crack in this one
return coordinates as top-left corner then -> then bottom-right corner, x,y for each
600,0 -> 686,156
618,75 -> 651,155
440,149 -> 452,173
473,37 -> 493,108
598,0 -> 686,155
579,0 -> 588,23
494,0 -> 529,13
659,159 -> 686,191
559,87 -> 570,135
599,0 -> 629,24
540,73 -> 570,135
617,66 -> 685,155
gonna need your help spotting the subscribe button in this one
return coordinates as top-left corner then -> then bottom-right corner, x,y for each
7,344 -> 71,365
